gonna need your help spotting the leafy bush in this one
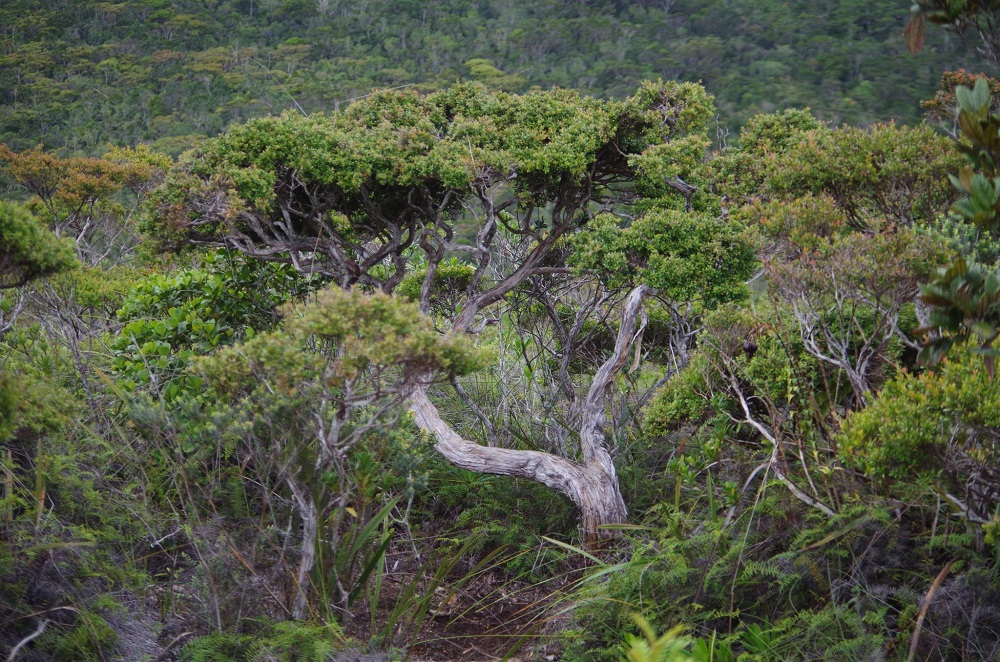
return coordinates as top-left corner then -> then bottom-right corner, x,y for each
569,209 -> 755,307
0,200 -> 77,288
839,346 -> 1000,500
111,250 -> 314,397
396,256 -> 476,316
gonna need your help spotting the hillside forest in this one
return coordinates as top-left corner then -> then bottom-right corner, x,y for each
4,0 -> 1000,661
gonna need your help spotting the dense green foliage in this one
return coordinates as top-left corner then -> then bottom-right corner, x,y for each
568,209 -> 756,305
112,249 -> 313,397
0,201 -> 76,289
6,4 -> 1000,660
0,0 -> 981,156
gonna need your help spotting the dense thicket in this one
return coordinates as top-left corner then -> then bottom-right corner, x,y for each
4,3 -> 1000,662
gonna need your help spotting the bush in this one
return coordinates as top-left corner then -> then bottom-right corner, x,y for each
839,346 -> 1000,493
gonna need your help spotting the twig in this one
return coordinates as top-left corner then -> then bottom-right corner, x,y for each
727,372 -> 836,517
6,619 -> 47,662
907,560 -> 955,662
151,528 -> 183,548
450,375 -> 497,444
722,460 -> 772,528
942,492 -> 989,524
151,631 -> 194,662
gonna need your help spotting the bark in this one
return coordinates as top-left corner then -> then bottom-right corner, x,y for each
289,486 -> 318,620
410,285 -> 650,542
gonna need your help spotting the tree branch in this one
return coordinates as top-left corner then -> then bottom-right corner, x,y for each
580,284 -> 649,464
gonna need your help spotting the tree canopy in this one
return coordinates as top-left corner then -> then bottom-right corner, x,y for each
0,0 -> 979,155
148,81 -> 756,541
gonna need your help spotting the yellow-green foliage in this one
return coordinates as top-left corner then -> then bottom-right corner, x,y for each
839,347 -> 1000,480
1,372 -> 77,441
751,194 -> 849,251
765,122 -> 960,229
624,616 -> 692,662
643,304 -> 827,441
201,285 -> 491,392
182,622 -> 344,662
152,80 -> 717,246
396,257 -> 476,314
709,108 -> 823,206
643,353 -> 715,437
47,264 -> 146,315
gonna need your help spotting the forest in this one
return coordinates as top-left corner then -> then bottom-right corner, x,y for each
3,0 -> 1000,660
0,0 -> 982,155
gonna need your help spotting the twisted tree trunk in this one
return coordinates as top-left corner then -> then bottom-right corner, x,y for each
410,285 -> 649,542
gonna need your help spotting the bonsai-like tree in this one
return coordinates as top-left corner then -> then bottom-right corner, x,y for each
151,82 -> 754,541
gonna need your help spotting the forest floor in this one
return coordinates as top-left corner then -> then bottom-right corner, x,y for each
363,572 -> 559,661
347,544 -> 593,661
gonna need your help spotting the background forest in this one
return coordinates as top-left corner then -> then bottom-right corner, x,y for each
0,0 -> 981,155
3,1 -> 1000,661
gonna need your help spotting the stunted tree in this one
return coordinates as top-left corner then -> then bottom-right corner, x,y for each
733,120 -> 960,405
0,200 -> 76,335
150,82 -> 754,540
199,286 -> 489,619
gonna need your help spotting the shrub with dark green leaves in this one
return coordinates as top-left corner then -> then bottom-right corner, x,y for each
111,249 -> 314,397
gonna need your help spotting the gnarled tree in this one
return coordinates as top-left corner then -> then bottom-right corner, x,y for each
150,82 -> 754,540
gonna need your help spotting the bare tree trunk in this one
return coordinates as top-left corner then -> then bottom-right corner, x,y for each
290,487 -> 317,620
574,463 -> 628,541
410,285 -> 649,542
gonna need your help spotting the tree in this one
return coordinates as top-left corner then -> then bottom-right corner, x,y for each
150,81 -> 754,541
0,200 -> 76,336
0,144 -> 168,266
0,201 -> 76,291
197,285 -> 488,619
732,120 -> 960,403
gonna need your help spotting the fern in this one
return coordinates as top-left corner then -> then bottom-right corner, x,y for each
181,632 -> 255,662
248,622 -> 343,662
739,560 -> 782,581
622,616 -> 692,662
182,622 -> 344,662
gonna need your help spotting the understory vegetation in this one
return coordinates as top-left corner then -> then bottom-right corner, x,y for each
4,2 -> 1000,661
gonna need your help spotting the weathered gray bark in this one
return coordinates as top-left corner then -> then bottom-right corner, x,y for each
410,285 -> 650,542
288,486 -> 317,620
